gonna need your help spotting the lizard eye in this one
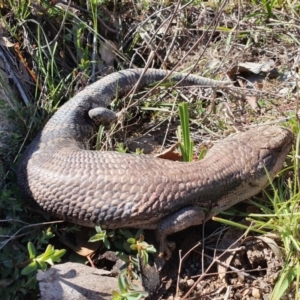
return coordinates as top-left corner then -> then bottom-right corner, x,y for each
274,146 -> 283,154
258,151 -> 273,171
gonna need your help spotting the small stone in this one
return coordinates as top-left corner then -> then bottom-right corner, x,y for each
252,287 -> 261,298
187,279 -> 194,287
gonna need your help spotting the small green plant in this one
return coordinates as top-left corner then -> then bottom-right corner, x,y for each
95,125 -> 105,151
135,148 -> 144,155
111,278 -> 148,300
257,0 -> 283,18
111,256 -> 148,300
88,225 -> 115,248
116,142 -> 128,153
90,226 -> 156,299
178,102 -> 193,162
127,234 -> 156,266
21,242 -> 66,275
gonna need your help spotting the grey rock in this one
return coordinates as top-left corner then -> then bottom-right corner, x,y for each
37,262 -> 119,300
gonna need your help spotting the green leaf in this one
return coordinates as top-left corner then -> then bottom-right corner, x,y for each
111,290 -> 122,300
146,245 -> 156,253
89,232 -> 106,242
45,258 -> 54,266
178,103 -> 193,162
103,238 -> 111,249
95,225 -> 103,233
127,238 -> 136,245
38,261 -> 48,271
118,273 -> 128,294
52,249 -> 66,262
130,244 -> 138,251
271,265 -> 297,299
27,242 -> 36,259
95,125 -> 105,151
37,245 -> 55,261
116,252 -> 130,263
119,228 -> 134,238
21,260 -> 38,275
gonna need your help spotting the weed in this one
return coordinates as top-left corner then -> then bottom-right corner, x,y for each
90,227 -> 156,299
21,243 -> 66,275
178,102 -> 193,162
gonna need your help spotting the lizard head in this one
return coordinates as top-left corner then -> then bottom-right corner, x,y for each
246,125 -> 293,184
202,125 -> 293,212
205,125 -> 293,191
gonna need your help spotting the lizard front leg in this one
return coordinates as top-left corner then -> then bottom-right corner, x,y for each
156,206 -> 206,259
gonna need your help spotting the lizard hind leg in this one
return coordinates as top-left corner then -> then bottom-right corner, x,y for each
156,206 -> 206,260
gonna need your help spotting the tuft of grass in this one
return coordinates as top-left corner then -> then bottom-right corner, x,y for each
178,102 -> 194,162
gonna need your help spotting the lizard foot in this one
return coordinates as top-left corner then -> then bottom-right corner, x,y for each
156,206 -> 206,259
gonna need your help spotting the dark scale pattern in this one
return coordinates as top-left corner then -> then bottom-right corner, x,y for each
17,68 -> 293,256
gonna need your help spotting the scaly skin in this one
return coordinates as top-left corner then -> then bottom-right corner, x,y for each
17,69 -> 293,257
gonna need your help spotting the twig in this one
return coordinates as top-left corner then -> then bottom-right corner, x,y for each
53,0 -> 118,33
182,225 -> 246,299
0,220 -> 64,250
40,0 -> 71,49
175,242 -> 202,297
0,46 -> 30,106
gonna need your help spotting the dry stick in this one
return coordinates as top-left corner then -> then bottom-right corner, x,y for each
214,0 -> 241,74
139,28 -> 165,65
125,8 -> 176,101
0,220 -> 64,250
160,93 -> 179,150
147,0 -> 187,57
224,286 -> 231,300
54,0 -> 118,33
175,242 -> 202,297
190,266 -> 269,279
0,47 -> 30,106
40,0 -> 71,49
171,0 -> 230,87
123,1 -> 191,108
128,0 -> 230,111
202,253 -> 257,280
91,7 -> 97,83
121,0 -> 193,52
121,5 -> 175,51
182,226 -> 246,299
293,48 -> 300,189
0,228 -> 43,242
123,0 -> 185,108
123,1 -> 228,118
163,17 -> 179,64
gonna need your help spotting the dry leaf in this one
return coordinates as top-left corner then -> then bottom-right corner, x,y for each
245,95 -> 259,110
238,61 -> 275,74
0,37 -> 14,47
155,142 -> 181,161
99,40 -> 117,66
217,227 -> 243,282
59,227 -> 101,257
